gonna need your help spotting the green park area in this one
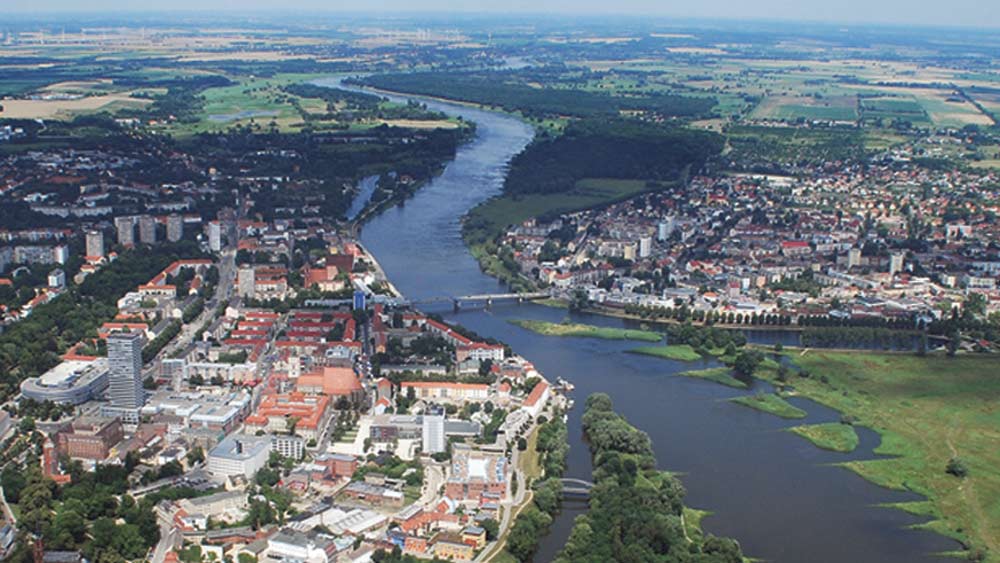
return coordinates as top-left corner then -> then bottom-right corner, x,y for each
510,319 -> 661,342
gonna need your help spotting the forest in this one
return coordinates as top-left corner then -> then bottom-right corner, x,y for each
352,71 -> 717,119
554,393 -> 743,563
503,118 -> 724,197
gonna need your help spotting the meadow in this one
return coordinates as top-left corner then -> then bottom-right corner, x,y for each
774,351 -> 1000,557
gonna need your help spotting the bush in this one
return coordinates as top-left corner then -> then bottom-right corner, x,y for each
946,457 -> 969,478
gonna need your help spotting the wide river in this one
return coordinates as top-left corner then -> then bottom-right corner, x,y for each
316,77 -> 958,562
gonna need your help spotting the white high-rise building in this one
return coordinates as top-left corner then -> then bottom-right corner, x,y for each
107,331 -> 145,410
85,230 -> 105,259
115,216 -> 135,247
166,214 -> 184,242
639,236 -> 652,258
52,245 -> 69,265
422,411 -> 446,454
207,221 -> 222,252
847,247 -> 862,269
138,215 -> 157,245
657,217 -> 675,242
889,252 -> 905,276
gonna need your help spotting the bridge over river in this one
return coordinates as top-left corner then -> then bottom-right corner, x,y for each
409,291 -> 550,311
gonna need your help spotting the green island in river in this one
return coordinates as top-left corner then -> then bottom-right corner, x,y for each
789,422 -> 860,453
510,319 -> 662,342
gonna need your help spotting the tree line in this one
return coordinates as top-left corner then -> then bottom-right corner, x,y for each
353,71 -> 717,119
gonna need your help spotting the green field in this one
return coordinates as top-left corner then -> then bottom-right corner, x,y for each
789,422 -> 859,453
510,319 -> 662,342
676,367 -> 749,389
628,344 -> 703,362
769,351 -> 1000,558
730,393 -> 807,418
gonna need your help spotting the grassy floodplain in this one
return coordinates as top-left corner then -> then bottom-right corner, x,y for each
676,367 -> 749,389
788,422 -> 860,453
628,344 -> 703,361
730,393 -> 807,419
510,319 -> 661,342
771,351 -> 1000,557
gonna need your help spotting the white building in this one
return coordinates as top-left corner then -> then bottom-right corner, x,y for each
48,268 -> 65,288
207,221 -> 222,252
422,411 -> 445,454
207,434 -> 271,480
639,236 -> 652,258
85,230 -> 105,259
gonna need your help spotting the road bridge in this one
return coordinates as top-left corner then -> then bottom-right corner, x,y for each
410,291 -> 550,311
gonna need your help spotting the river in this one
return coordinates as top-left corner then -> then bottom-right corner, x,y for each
314,77 -> 958,563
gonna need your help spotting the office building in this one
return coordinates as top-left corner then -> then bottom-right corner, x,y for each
20,358 -> 109,405
207,434 -> 271,480
115,216 -> 135,247
167,214 -> 184,242
56,416 -> 124,460
138,215 -> 157,245
85,230 -> 104,259
108,331 -> 145,410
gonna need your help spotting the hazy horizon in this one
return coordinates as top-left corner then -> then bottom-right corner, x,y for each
3,1 -> 999,30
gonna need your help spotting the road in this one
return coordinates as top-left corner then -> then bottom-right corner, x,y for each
156,248 -> 237,370
150,519 -> 181,563
474,425 -> 533,563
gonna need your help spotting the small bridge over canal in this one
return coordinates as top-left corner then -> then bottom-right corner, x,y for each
559,478 -> 594,498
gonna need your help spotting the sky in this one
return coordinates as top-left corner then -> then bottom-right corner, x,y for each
4,0 -> 999,29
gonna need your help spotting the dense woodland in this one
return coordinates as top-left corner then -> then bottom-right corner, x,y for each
353,71 -> 717,119
504,119 -> 724,197
554,394 -> 743,563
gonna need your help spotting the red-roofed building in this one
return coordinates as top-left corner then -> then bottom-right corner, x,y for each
296,366 -> 365,403
521,380 -> 550,418
245,392 -> 331,440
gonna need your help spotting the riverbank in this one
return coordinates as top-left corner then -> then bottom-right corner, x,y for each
774,351 -> 1000,559
632,339 -> 1000,559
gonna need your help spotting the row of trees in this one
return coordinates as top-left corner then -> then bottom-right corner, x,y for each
555,393 -> 743,563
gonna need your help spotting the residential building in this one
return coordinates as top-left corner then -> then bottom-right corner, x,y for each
422,410 -> 445,454
115,216 -> 135,247
138,215 -> 157,244
85,230 -> 104,259
167,214 -> 184,242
